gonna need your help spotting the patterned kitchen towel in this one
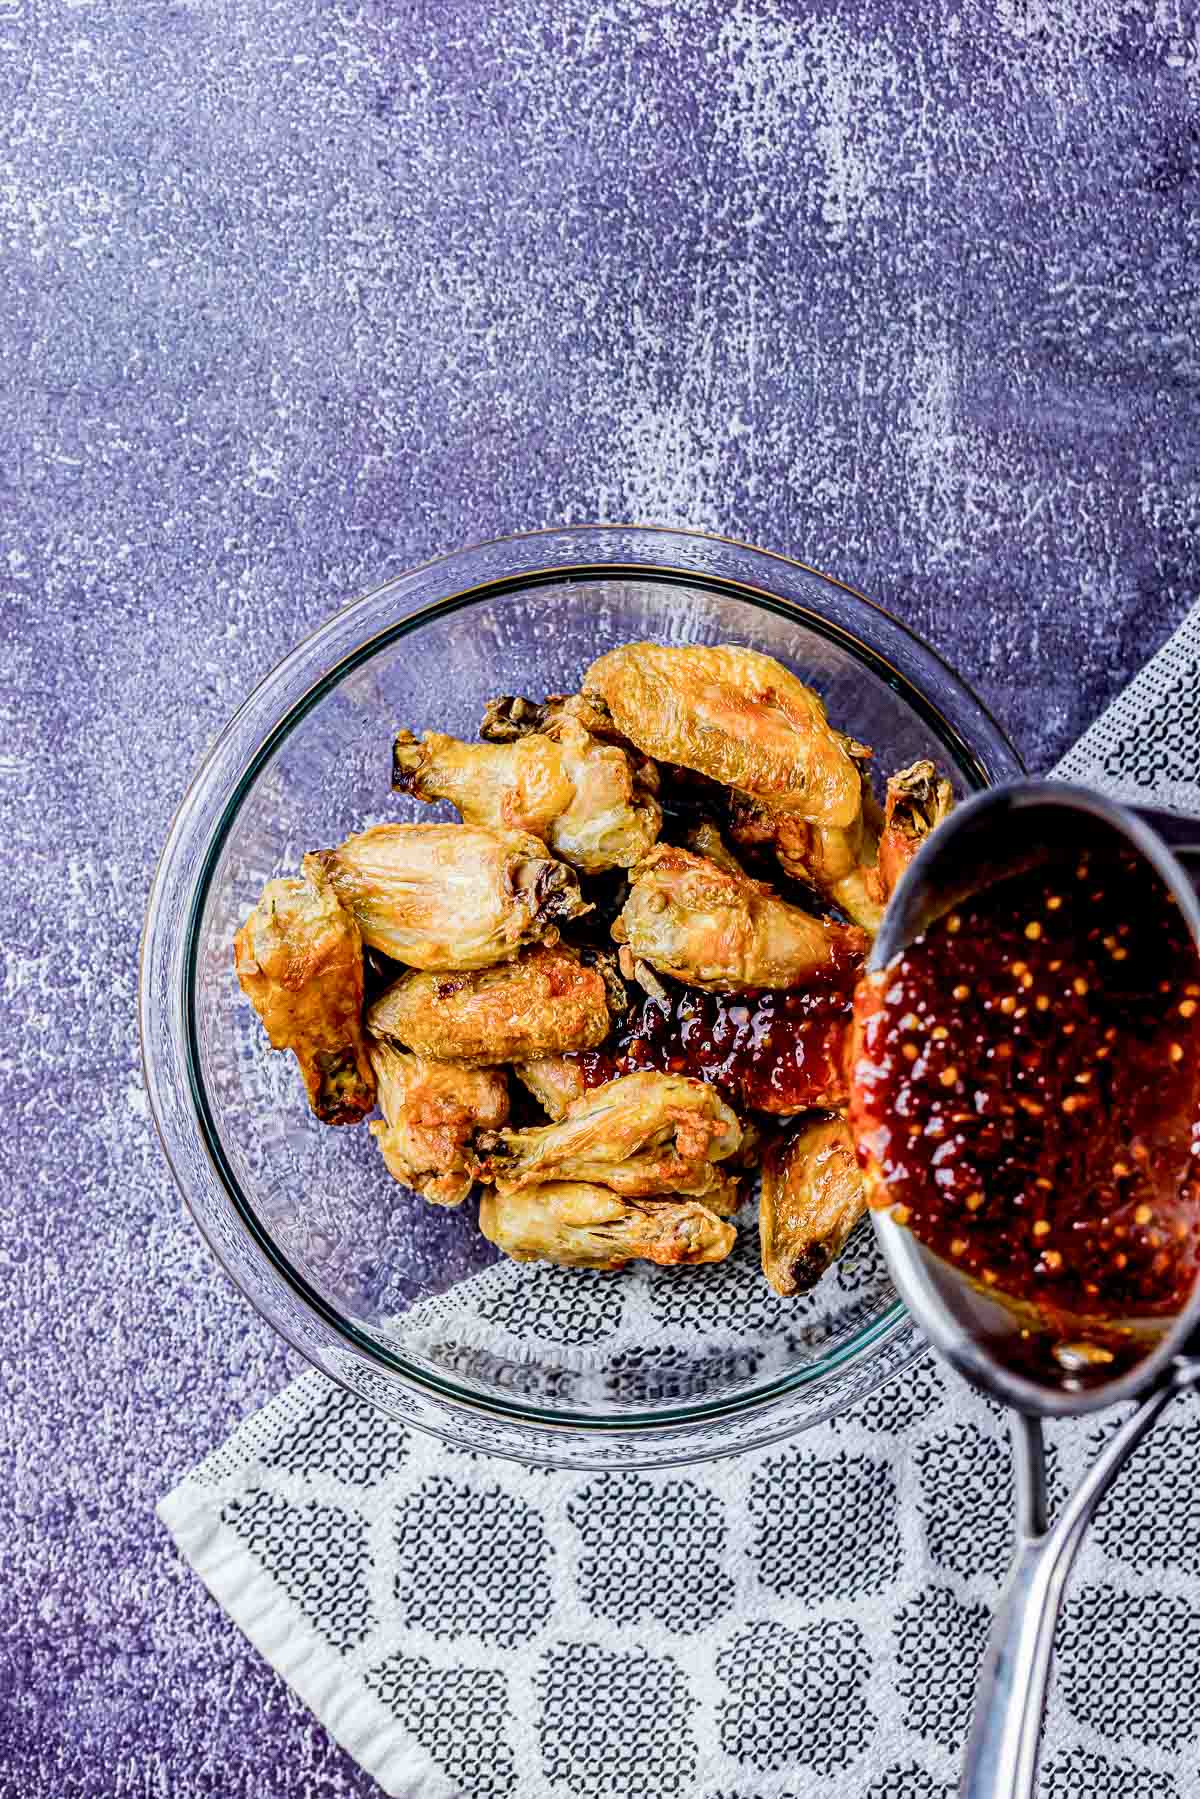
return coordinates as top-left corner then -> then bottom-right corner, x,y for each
160,599 -> 1200,1799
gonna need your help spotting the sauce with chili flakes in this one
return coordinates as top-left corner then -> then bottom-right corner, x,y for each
849,851 -> 1200,1327
571,972 -> 854,1115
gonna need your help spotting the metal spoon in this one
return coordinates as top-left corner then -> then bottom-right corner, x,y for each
862,780 -> 1200,1799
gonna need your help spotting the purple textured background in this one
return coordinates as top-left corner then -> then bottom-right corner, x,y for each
2,1 -> 1198,1792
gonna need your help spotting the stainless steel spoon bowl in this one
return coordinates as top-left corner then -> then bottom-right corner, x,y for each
862,781 -> 1200,1799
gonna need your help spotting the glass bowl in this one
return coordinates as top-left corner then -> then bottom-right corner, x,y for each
140,526 -> 1022,1467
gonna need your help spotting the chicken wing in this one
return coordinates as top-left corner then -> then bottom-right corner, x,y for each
393,710 -> 660,874
614,846 -> 867,992
480,690 -> 633,751
482,1070 -> 742,1200
367,944 -> 609,1066
368,1041 -> 509,1206
730,755 -> 952,933
760,1112 -> 867,1296
513,1056 -> 590,1120
479,1180 -> 736,1269
234,864 -> 375,1125
583,643 -> 861,827
309,823 -> 587,971
874,759 -> 954,898
727,737 -> 884,929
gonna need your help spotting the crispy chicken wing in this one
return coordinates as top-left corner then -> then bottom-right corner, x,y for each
309,824 -> 587,971
367,944 -> 609,1066
479,690 -> 636,753
727,738 -> 884,929
583,643 -> 861,827
614,846 -> 867,992
393,710 -> 660,874
513,1055 -> 590,1120
730,793 -> 880,932
482,1070 -> 742,1200
234,865 -> 375,1125
479,1180 -> 736,1269
368,1041 -> 509,1206
730,755 -> 952,933
760,1112 -> 867,1296
873,759 -> 954,898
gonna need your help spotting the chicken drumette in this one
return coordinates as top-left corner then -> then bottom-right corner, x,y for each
234,863 -> 375,1125
367,944 -> 609,1066
368,1041 -> 509,1206
392,703 -> 660,874
760,1112 -> 867,1296
614,845 -> 867,992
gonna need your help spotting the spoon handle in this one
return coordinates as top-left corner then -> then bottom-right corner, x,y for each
959,1362 -> 1200,1799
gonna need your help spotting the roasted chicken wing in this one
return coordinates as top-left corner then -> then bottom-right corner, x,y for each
730,755 -> 952,933
479,690 -> 635,752
482,1070 -> 742,1200
479,1180 -> 736,1269
614,846 -> 867,992
513,1055 -> 590,1120
760,1112 -> 867,1296
874,759 -> 954,898
367,944 -> 609,1066
368,1042 -> 509,1206
309,824 -> 587,971
725,737 -> 879,926
393,709 -> 660,874
234,865 -> 375,1125
583,643 -> 861,827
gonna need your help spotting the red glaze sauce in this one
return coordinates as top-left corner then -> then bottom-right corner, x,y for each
572,974 -> 855,1115
850,852 -> 1200,1327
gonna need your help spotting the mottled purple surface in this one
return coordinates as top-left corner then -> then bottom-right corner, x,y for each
2,0 -> 1198,1792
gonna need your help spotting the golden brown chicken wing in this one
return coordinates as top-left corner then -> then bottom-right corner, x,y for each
368,1041 -> 509,1206
482,1070 -> 742,1200
479,1180 -> 736,1269
234,865 -> 375,1125
513,1056 -> 590,1120
614,846 -> 867,992
583,643 -> 861,827
873,759 -> 954,898
760,1112 -> 867,1295
730,755 -> 952,933
309,824 -> 587,971
367,944 -> 609,1066
392,710 -> 660,874
727,738 -> 885,930
479,690 -> 633,751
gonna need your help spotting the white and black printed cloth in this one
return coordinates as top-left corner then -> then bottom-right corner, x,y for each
161,601 -> 1200,1799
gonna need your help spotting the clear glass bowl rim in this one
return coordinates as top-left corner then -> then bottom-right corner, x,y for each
140,524 -> 1025,1463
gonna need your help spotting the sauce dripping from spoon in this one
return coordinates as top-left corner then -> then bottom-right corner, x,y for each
849,849 -> 1200,1360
